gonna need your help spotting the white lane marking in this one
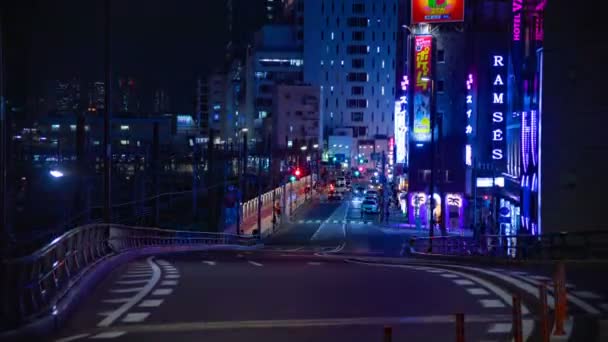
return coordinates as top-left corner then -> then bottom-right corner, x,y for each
440,274 -> 458,278
115,279 -> 149,285
529,275 -> 551,281
453,279 -> 475,286
163,268 -> 178,273
308,262 -> 322,266
90,331 -> 127,339
480,299 -> 506,308
425,270 -> 444,273
487,322 -> 512,333
161,280 -> 178,286
165,274 -> 180,279
202,261 -> 216,266
55,333 -> 91,342
467,288 -> 490,296
139,299 -> 164,308
97,257 -> 161,328
102,298 -> 130,304
572,290 -> 601,299
152,288 -> 173,296
248,261 -> 263,267
431,263 -> 601,315
509,271 -> 529,276
122,312 -> 150,323
110,287 -> 144,294
346,260 -> 530,314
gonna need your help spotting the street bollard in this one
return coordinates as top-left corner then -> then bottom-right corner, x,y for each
512,294 -> 523,342
539,281 -> 550,342
383,326 -> 392,342
455,313 -> 465,342
553,261 -> 567,335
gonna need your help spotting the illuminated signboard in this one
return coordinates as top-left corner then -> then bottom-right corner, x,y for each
413,35 -> 432,142
411,0 -> 465,24
395,76 -> 408,163
490,55 -> 506,161
512,0 -> 522,41
465,73 -> 475,166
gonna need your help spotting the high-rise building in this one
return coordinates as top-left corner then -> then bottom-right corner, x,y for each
303,0 -> 398,160
245,24 -> 304,142
54,78 -> 81,114
153,89 -> 170,113
87,81 -> 105,112
195,78 -> 209,137
207,72 -> 227,143
116,77 -> 140,113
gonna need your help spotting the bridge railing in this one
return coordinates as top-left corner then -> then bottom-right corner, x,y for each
410,231 -> 608,260
0,224 -> 256,330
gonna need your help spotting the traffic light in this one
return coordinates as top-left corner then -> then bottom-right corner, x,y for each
354,170 -> 360,177
289,175 -> 297,182
294,168 -> 301,177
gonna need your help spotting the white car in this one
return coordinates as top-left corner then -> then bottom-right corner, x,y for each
361,199 -> 379,214
365,190 -> 379,199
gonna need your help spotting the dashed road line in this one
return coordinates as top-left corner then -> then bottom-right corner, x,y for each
248,261 -> 263,267
55,333 -> 91,342
440,274 -> 458,278
97,257 -> 161,328
152,288 -> 173,296
480,299 -> 506,308
467,288 -> 491,296
139,299 -> 164,308
122,312 -> 150,323
90,331 -> 127,339
453,279 -> 475,286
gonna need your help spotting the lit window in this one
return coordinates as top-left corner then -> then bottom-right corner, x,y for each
331,32 -> 335,40
120,125 -> 130,131
259,111 -> 268,118
287,140 -> 293,147
51,124 -> 60,131
382,60 -> 385,68
70,125 -> 76,131
381,86 -> 385,95
377,46 -> 380,53
120,140 -> 129,145
93,140 -> 100,145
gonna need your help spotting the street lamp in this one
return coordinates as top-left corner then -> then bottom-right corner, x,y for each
49,170 -> 64,178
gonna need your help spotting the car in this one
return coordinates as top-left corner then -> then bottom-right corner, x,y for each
353,186 -> 366,196
328,191 -> 343,201
366,190 -> 379,199
361,199 -> 379,213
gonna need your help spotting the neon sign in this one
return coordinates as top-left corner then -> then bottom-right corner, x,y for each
413,35 -> 432,142
465,73 -> 475,166
512,0 -> 522,41
491,55 -> 506,161
395,76 -> 408,164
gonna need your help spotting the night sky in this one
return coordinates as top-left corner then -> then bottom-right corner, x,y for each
3,0 -> 259,113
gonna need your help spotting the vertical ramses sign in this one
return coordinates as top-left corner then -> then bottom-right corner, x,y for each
491,55 -> 506,161
413,35 -> 432,142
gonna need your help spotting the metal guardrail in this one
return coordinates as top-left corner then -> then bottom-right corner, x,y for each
410,231 -> 608,260
0,224 -> 257,330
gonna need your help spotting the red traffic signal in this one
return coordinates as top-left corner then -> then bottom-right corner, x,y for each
294,168 -> 301,177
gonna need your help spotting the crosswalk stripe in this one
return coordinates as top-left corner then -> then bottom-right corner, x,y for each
102,298 -> 130,304
152,288 -> 173,296
139,299 -> 164,308
480,299 -> 506,308
110,287 -> 144,294
572,291 -> 601,299
161,280 -> 178,286
122,312 -> 150,323
487,322 -> 512,333
467,288 -> 490,296
115,279 -> 149,285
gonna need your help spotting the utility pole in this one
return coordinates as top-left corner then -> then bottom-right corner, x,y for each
192,136 -> 199,221
382,151 -> 387,222
237,131 -> 247,235
103,0 -> 112,224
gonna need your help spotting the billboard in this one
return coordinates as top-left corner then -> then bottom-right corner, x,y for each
412,35 -> 432,142
395,76 -> 408,164
490,54 -> 507,163
412,0 -> 465,24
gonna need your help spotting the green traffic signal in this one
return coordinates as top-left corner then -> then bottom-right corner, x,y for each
289,175 -> 297,182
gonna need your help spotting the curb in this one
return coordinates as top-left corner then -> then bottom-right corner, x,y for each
0,244 -> 260,341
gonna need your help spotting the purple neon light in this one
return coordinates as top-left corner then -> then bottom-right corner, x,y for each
531,109 -> 538,166
521,111 -> 529,171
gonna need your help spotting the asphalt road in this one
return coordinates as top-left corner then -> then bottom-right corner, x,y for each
51,249 -> 608,342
